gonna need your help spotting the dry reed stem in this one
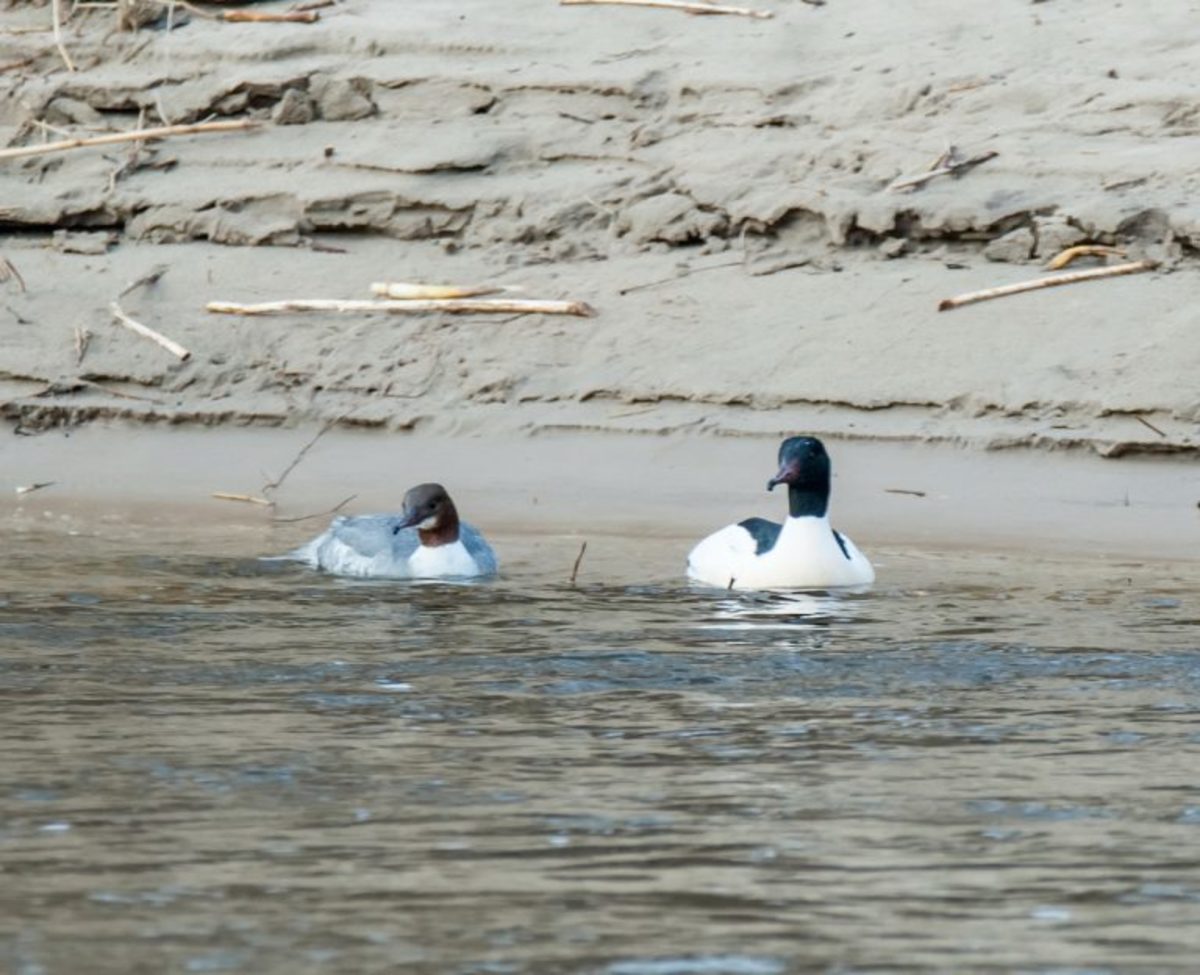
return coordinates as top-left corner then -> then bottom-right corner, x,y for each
937,260 -> 1158,312
110,301 -> 192,360
561,0 -> 772,18
207,298 -> 596,317
889,150 -> 998,192
369,282 -> 516,300
51,0 -> 75,72
0,119 -> 259,163
1045,244 -> 1127,270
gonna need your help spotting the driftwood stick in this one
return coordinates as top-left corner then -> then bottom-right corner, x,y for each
51,0 -> 75,73
110,301 -> 192,360
560,0 -> 773,18
207,298 -> 597,318
369,282 -> 518,300
889,150 -> 998,192
0,119 -> 259,163
212,491 -> 274,506
221,10 -> 319,22
1045,244 -> 1126,270
937,260 -> 1158,312
16,481 -> 56,497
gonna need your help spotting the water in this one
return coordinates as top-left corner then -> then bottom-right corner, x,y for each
3,521 -> 1200,974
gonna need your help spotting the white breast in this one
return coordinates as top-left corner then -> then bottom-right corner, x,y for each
687,515 -> 874,590
408,540 -> 483,579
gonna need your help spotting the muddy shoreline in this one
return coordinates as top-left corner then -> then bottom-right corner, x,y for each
4,424 -> 1198,564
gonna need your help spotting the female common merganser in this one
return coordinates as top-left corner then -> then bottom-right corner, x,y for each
687,436 -> 874,590
286,483 -> 497,579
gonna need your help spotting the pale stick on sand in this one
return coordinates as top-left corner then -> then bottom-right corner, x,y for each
212,492 -> 273,506
221,10 -> 319,23
560,0 -> 773,19
207,298 -> 597,318
51,0 -> 75,72
888,150 -> 998,192
0,120 -> 259,163
369,282 -> 518,300
110,301 -> 192,360
937,260 -> 1158,312
1045,244 -> 1127,270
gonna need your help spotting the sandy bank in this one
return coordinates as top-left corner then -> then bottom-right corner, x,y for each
0,0 -> 1198,459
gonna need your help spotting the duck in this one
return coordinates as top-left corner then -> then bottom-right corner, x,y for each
284,482 -> 497,579
686,436 -> 874,590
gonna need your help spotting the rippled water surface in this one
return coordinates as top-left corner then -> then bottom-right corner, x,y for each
3,521 -> 1200,975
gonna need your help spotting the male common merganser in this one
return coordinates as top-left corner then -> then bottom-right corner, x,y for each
286,483 -> 497,579
686,436 -> 874,590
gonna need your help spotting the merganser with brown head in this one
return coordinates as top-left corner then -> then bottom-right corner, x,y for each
286,482 -> 497,579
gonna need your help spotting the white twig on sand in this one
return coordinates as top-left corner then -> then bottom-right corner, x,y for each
937,260 -> 1158,312
560,0 -> 773,18
0,119 -> 259,163
51,0 -> 75,73
212,492 -> 274,506
1044,244 -> 1127,270
888,150 -> 998,192
74,326 -> 92,366
369,282 -> 519,300
207,298 -> 597,318
110,301 -> 192,360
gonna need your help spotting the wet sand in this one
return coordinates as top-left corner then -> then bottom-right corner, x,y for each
3,424 -> 1198,565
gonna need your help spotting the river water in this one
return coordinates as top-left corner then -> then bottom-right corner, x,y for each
2,520 -> 1200,974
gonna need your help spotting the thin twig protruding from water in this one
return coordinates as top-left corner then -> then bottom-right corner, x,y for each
273,494 -> 358,524
570,541 -> 588,585
262,418 -> 341,497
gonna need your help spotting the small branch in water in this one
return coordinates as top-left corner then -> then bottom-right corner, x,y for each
727,576 -> 736,590
570,541 -> 588,585
884,487 -> 927,498
273,494 -> 357,524
262,418 -> 341,497
15,481 -> 55,496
